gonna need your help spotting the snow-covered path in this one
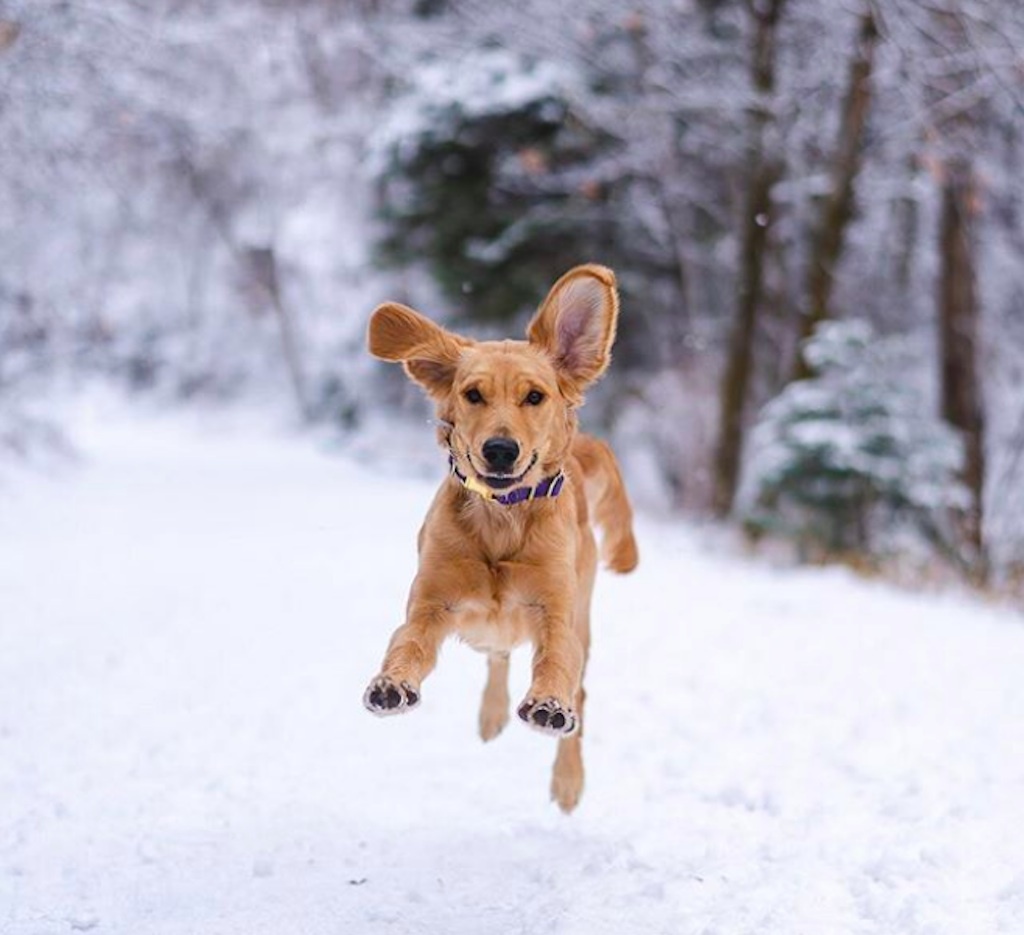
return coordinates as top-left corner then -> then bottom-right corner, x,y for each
2,402 -> 1023,935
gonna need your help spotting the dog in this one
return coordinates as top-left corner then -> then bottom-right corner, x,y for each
362,264 -> 638,812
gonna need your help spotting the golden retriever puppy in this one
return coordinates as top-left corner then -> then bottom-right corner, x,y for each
363,264 -> 638,812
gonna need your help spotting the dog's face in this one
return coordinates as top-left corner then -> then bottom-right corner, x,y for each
368,265 -> 619,489
445,339 -> 569,487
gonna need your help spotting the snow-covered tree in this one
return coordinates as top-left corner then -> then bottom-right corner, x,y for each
370,48 -> 612,325
741,320 -> 968,561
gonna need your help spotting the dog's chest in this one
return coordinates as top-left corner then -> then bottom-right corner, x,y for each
455,562 -> 539,653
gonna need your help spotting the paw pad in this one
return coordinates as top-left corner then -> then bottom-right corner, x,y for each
517,697 -> 577,736
363,677 -> 420,717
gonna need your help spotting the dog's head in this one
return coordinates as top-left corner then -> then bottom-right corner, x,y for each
368,264 -> 619,490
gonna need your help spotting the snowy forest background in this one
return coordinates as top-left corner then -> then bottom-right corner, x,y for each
2,0 -> 1023,587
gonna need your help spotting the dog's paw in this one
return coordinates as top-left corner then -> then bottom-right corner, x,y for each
363,676 -> 420,717
517,697 -> 578,737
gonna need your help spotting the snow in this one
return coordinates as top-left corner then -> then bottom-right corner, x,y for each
2,396 -> 1024,934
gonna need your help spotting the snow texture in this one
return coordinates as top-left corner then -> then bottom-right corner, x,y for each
2,396 -> 1024,934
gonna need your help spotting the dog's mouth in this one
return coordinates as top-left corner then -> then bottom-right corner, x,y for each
470,452 -> 538,490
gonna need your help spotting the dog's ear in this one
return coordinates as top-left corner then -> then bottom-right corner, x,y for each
368,302 -> 468,398
527,265 -> 619,395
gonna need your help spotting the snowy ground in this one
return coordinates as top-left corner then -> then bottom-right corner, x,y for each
2,397 -> 1024,935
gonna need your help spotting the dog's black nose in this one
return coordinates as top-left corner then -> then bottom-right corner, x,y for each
481,437 -> 520,473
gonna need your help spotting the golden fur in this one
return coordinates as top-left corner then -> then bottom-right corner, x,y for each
363,264 -> 638,812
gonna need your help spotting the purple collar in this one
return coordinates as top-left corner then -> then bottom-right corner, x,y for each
449,456 -> 565,506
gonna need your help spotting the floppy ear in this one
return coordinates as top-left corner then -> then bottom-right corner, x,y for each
368,302 -> 468,398
526,264 -> 619,394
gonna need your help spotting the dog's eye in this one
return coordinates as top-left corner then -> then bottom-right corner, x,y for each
525,389 -> 545,406
464,388 -> 484,405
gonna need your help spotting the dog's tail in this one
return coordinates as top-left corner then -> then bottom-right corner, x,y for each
572,434 -> 639,574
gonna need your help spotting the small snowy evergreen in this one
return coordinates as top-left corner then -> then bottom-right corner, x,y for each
741,320 -> 967,558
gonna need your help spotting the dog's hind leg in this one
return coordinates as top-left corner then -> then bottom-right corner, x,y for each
572,434 -> 639,574
479,652 -> 511,742
550,527 -> 597,812
551,686 -> 586,812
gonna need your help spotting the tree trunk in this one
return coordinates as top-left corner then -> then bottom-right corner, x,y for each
892,152 -> 920,304
938,160 -> 985,565
793,6 -> 878,379
712,0 -> 787,517
0,20 -> 20,53
655,178 -> 693,335
924,7 -> 988,575
177,152 -> 309,420
245,247 -> 309,419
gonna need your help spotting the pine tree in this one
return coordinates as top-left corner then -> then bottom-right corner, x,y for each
371,49 -> 613,324
741,320 -> 967,560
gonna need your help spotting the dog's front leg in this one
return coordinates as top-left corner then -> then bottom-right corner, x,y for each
363,601 -> 450,717
517,612 -> 584,737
